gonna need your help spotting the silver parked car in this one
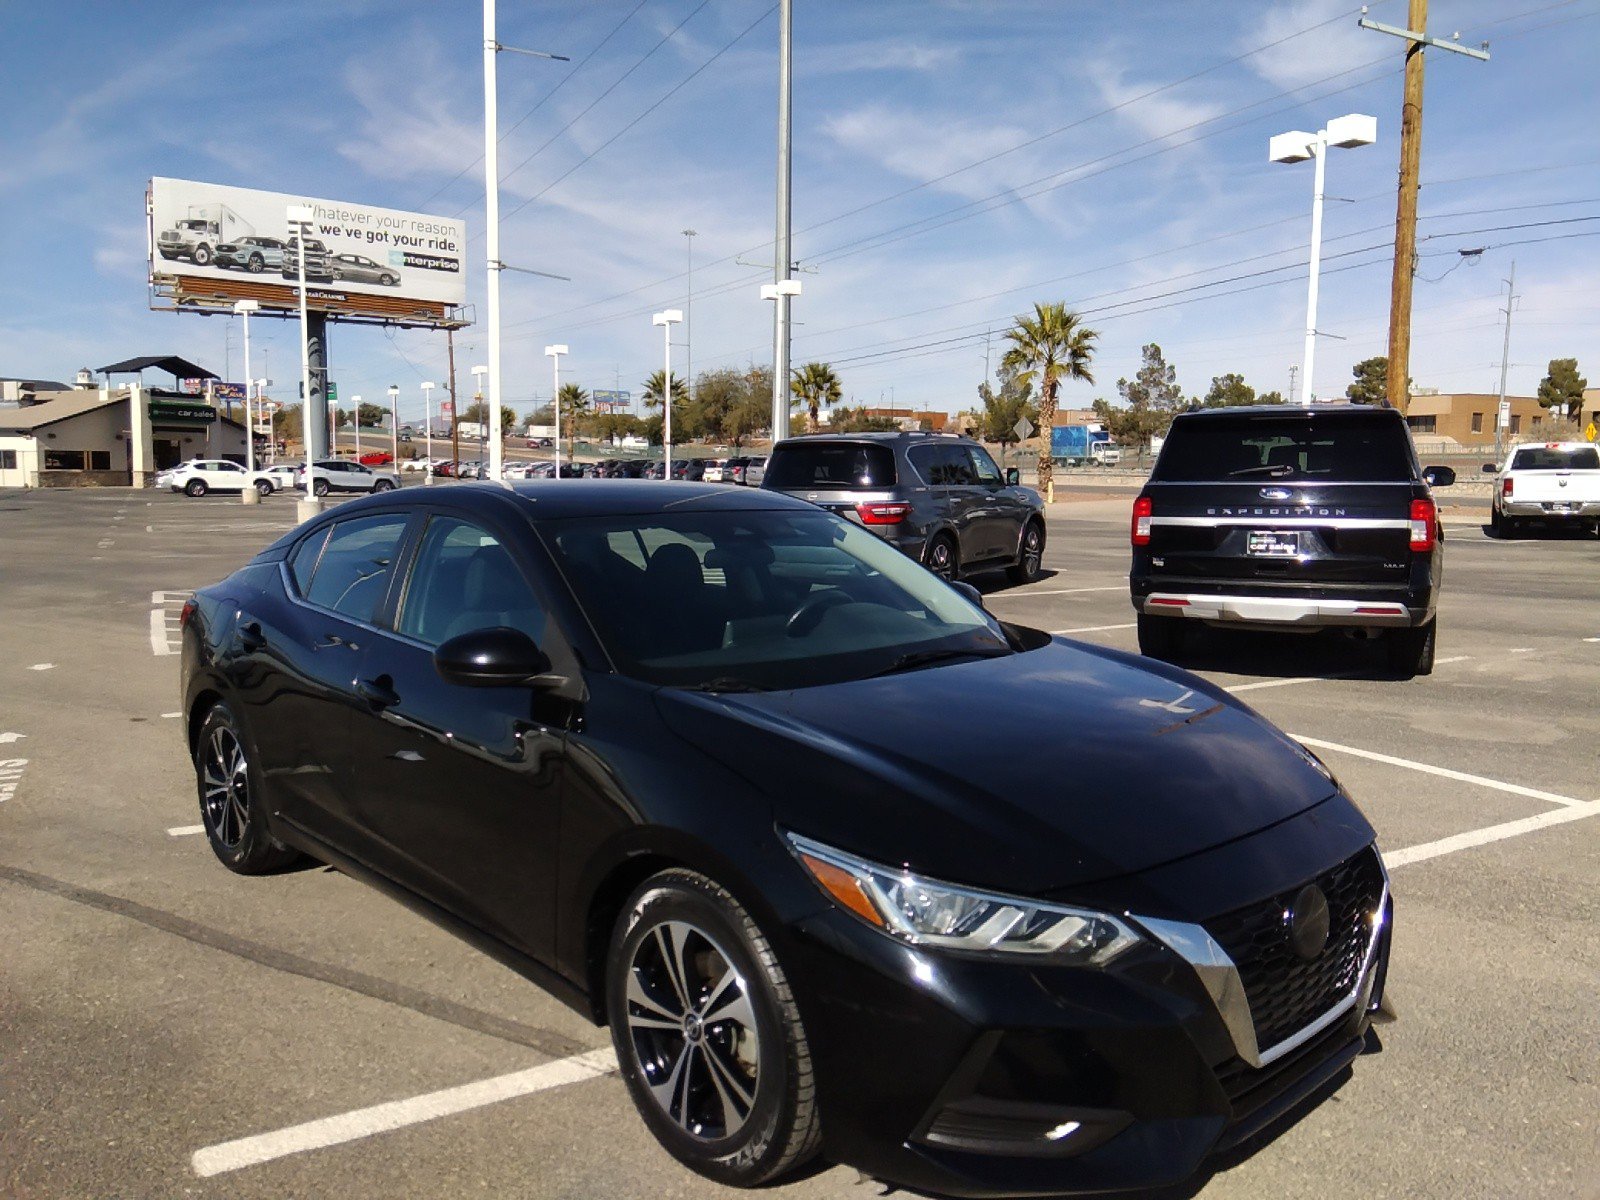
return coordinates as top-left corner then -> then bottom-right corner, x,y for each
329,253 -> 400,286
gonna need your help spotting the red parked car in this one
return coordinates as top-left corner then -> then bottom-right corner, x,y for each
358,451 -> 394,467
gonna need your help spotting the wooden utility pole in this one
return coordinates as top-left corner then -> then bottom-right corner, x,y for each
448,327 -> 461,470
1360,3 -> 1488,414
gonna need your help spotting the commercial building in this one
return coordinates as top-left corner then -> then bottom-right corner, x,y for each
1404,389 -> 1600,447
0,356 -> 248,489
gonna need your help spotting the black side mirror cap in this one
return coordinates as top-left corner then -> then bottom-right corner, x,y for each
1481,463 -> 1499,473
434,627 -> 563,688
1422,465 -> 1456,488
1004,467 -> 1021,486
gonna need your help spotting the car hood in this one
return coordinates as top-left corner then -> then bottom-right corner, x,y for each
655,639 -> 1338,894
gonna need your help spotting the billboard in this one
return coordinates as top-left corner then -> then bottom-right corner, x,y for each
148,177 -> 468,330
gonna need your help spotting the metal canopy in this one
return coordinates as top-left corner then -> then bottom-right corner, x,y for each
98,356 -> 217,381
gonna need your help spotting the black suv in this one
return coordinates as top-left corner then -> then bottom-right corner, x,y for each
763,432 -> 1047,584
1129,404 -> 1455,677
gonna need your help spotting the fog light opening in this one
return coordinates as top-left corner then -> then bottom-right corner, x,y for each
1044,1120 -> 1081,1142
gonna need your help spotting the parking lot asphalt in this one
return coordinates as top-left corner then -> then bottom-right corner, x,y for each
1,485 -> 1596,1200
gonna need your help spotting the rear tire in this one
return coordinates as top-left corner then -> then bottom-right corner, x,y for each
1488,506 -> 1503,537
924,533 -> 958,583
1006,521 -> 1045,585
185,479 -> 207,497
254,479 -> 273,497
1387,618 -> 1436,679
194,704 -> 303,874
1137,612 -> 1185,662
607,870 -> 821,1188
313,478 -> 330,497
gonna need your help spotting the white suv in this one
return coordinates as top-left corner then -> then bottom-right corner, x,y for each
157,459 -> 251,496
297,459 -> 401,496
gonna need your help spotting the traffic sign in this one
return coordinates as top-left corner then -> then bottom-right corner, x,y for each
1012,417 -> 1035,441
1586,422 -> 1597,443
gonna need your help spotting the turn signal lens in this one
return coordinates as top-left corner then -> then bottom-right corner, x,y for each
789,834 -> 1142,964
1409,498 -> 1436,552
1131,496 -> 1153,546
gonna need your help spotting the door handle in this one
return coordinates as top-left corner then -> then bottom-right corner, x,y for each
313,633 -> 355,651
238,621 -> 266,652
357,676 -> 401,709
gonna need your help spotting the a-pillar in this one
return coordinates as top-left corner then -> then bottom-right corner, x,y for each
127,382 -> 152,488
297,313 -> 330,522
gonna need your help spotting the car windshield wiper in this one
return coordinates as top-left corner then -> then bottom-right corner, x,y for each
1225,463 -> 1296,478
865,645 -> 1012,679
680,676 -> 772,693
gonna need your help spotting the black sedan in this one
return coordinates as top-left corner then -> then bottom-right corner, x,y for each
180,482 -> 1392,1196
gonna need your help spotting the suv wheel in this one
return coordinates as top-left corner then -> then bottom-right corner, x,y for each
924,534 -> 958,582
607,870 -> 821,1187
1137,613 -> 1185,662
184,479 -> 207,497
1387,619 -> 1436,679
254,479 -> 273,497
247,253 -> 264,273
312,478 -> 331,497
371,478 -> 395,492
1007,521 -> 1045,585
194,704 -> 302,874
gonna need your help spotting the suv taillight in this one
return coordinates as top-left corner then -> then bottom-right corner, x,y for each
1501,477 -> 1513,498
1132,496 -> 1153,546
1409,498 -> 1436,552
856,502 -> 910,525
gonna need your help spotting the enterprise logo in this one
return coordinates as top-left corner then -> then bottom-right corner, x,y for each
1206,506 -> 1348,517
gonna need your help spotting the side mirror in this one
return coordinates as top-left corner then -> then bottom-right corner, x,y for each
434,627 -> 562,688
1421,465 -> 1456,488
1481,463 -> 1499,474
1004,467 -> 1021,486
949,580 -> 985,609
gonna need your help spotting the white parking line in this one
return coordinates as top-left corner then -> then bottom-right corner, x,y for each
1051,622 -> 1137,635
191,1047 -> 617,1177
1386,799 -> 1600,869
1292,734 -> 1587,808
149,610 -> 172,656
167,825 -> 205,837
1223,656 -> 1471,695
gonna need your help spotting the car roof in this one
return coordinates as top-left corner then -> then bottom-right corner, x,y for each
775,431 -> 966,444
1171,403 -> 1402,421
1509,441 -> 1594,452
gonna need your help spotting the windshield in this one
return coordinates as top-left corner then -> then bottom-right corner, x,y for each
1153,413 -> 1414,483
764,442 -> 898,490
541,509 -> 1009,689
1511,446 -> 1599,471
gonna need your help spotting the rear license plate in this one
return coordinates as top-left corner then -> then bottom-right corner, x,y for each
1547,502 -> 1575,514
1247,530 -> 1300,557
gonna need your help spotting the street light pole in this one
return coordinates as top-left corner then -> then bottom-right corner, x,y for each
422,382 -> 436,484
682,228 -> 697,406
288,204 -> 317,519
234,299 -> 260,473
544,345 -> 567,477
1269,114 -> 1377,405
387,385 -> 399,469
771,0 -> 793,440
652,311 -> 682,479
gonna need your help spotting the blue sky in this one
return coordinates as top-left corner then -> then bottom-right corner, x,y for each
1,0 -> 1596,428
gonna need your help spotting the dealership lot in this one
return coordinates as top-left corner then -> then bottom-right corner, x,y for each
1,487 -> 1596,1200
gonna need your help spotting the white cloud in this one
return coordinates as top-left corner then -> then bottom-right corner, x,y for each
1086,64 -> 1227,147
1244,0 -> 1380,92
807,40 -> 962,74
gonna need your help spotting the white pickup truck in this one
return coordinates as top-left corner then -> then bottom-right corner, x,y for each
1487,441 -> 1600,537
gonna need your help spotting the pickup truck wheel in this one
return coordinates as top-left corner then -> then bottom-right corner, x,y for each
1387,619 -> 1436,679
1137,613 -> 1185,663
1488,506 -> 1503,537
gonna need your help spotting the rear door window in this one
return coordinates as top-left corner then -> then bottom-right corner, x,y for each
301,514 -> 410,623
1510,447 -> 1599,470
765,442 -> 897,490
1152,414 -> 1413,483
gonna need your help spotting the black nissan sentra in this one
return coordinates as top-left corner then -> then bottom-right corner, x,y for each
180,482 -> 1392,1197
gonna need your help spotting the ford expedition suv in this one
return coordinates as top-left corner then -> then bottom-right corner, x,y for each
1129,404 -> 1455,678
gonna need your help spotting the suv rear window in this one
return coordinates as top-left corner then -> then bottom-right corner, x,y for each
765,442 -> 898,490
1152,413 -> 1413,483
1510,446 -> 1599,471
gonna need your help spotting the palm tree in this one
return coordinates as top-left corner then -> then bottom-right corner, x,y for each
640,370 -> 687,410
1000,303 -> 1098,500
556,382 -> 590,463
790,361 -> 842,432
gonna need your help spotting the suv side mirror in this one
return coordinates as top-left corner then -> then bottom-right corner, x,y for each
1004,467 -> 1021,486
1421,465 -> 1456,488
1481,463 -> 1499,474
434,627 -> 563,688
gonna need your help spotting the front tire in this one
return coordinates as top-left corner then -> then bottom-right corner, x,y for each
194,704 -> 302,874
185,479 -> 207,497
607,870 -> 821,1188
1007,521 -> 1045,585
312,478 -> 330,497
254,479 -> 273,496
371,478 -> 395,492
192,244 -> 213,266
1137,612 -> 1185,662
247,253 -> 264,273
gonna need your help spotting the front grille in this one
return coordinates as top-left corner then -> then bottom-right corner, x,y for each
1205,846 -> 1384,1052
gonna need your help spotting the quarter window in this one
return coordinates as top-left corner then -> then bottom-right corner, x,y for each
398,517 -> 547,646
302,515 -> 409,623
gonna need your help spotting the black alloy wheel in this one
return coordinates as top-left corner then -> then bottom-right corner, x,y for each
312,478 -> 331,497
924,534 -> 958,583
194,704 -> 301,874
254,479 -> 273,497
185,479 -> 207,497
608,870 -> 821,1187
1007,521 -> 1045,585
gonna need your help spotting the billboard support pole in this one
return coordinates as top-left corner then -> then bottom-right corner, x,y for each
449,328 -> 461,473
484,0 -> 504,483
289,205 -> 321,519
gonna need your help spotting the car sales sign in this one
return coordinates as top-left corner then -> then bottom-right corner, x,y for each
148,178 -> 467,328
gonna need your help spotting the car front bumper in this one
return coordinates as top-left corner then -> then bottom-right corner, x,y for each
783,841 -> 1393,1197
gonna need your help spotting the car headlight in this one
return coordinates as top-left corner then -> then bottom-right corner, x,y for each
787,834 -> 1141,965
